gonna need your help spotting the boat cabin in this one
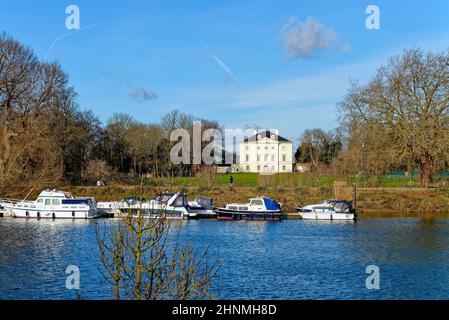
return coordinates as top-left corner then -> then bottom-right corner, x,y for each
226,197 -> 281,212
34,189 -> 94,206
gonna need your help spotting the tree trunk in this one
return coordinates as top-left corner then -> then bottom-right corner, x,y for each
419,166 -> 433,188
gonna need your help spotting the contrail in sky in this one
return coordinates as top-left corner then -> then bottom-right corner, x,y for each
198,35 -> 241,84
44,19 -> 110,60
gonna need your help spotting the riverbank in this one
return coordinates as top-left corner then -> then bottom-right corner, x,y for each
4,183 -> 449,217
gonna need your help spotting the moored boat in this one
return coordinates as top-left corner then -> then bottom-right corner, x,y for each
0,203 -> 7,217
188,197 -> 217,219
0,189 -> 98,219
295,199 -> 357,221
96,196 -> 147,217
215,197 -> 284,221
97,193 -> 197,219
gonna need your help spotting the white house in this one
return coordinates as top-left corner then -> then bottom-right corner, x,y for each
239,130 -> 293,173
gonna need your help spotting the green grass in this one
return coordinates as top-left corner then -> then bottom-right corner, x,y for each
377,176 -> 418,188
148,173 -> 259,187
150,173 -> 337,188
216,173 -> 258,186
218,173 -> 334,188
145,172 -> 449,189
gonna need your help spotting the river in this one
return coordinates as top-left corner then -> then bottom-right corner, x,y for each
1,217 -> 449,299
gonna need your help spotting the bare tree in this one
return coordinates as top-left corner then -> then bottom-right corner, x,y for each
339,48 -> 449,186
96,212 -> 220,300
0,34 -> 69,192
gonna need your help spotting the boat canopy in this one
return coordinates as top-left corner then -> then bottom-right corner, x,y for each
263,197 -> 281,210
153,193 -> 188,207
195,197 -> 213,209
331,200 -> 354,213
62,199 -> 92,205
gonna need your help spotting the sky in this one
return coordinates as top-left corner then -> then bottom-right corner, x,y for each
2,0 -> 449,144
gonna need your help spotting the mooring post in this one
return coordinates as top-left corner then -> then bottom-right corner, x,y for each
352,183 -> 357,213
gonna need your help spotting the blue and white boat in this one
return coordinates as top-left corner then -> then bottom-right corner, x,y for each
0,189 -> 98,219
215,196 -> 284,221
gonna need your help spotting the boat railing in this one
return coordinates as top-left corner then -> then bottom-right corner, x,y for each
0,198 -> 21,206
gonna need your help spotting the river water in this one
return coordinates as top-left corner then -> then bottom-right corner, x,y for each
1,217 -> 449,300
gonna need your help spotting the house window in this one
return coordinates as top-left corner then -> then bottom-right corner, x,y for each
264,154 -> 268,161
282,155 -> 286,162
257,165 -> 261,171
246,165 -> 250,171
282,165 -> 286,171
257,155 -> 260,161
271,165 -> 275,171
271,154 -> 275,161
245,155 -> 249,162
272,146 -> 275,150
265,146 -> 268,150
246,146 -> 249,151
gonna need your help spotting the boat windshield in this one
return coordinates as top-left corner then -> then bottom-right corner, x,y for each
250,199 -> 264,206
172,195 -> 187,207
153,194 -> 173,203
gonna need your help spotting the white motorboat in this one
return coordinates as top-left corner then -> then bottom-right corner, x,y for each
188,197 -> 216,219
97,193 -> 196,219
295,199 -> 357,221
0,189 -> 98,219
96,196 -> 147,217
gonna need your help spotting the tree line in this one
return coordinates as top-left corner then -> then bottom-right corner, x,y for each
2,33 -> 449,190
0,33 -> 220,193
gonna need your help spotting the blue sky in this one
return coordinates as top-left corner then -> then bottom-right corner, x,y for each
2,0 -> 449,143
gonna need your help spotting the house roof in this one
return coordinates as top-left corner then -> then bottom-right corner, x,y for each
243,130 -> 291,142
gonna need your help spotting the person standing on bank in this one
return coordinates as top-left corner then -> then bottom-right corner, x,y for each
229,175 -> 234,191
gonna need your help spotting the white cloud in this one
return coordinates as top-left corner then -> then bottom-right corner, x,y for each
280,17 -> 339,58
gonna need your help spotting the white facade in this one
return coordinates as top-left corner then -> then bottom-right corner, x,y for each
239,131 -> 293,173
